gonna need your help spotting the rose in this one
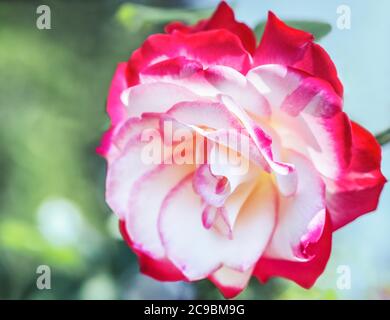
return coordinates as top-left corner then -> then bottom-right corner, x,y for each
98,2 -> 386,298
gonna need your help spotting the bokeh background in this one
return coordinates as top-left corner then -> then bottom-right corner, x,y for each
0,0 -> 389,300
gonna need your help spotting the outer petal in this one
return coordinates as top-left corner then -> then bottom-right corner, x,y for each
326,122 -> 387,230
301,111 -> 352,179
106,115 -> 168,219
209,266 -> 254,299
106,116 -> 160,164
107,63 -> 129,126
139,57 -> 203,81
165,1 -> 257,55
126,29 -> 252,85
247,64 -> 342,118
97,63 -> 129,158
254,211 -> 332,288
295,43 -> 343,99
119,220 -> 186,281
254,12 -> 343,96
255,153 -> 331,290
254,12 -> 313,67
139,57 -> 219,97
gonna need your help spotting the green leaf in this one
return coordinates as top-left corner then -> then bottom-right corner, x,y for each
116,3 -> 212,32
375,127 -> 390,146
254,20 -> 332,42
254,22 -> 266,42
0,220 -> 83,269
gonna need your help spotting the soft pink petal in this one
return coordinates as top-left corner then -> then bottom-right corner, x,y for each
263,150 -> 326,261
121,82 -> 200,118
141,61 -> 270,120
204,65 -> 270,118
126,164 -> 194,259
247,64 -> 351,179
167,100 -> 242,130
247,64 -> 342,117
105,115 -> 168,219
301,111 -> 352,179
159,174 -> 276,280
202,128 -> 268,169
219,94 -> 295,176
193,164 -> 230,208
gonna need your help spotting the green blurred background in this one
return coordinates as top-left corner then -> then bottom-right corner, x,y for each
0,0 -> 389,299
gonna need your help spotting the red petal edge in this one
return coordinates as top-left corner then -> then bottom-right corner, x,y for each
254,211 -> 332,288
326,121 -> 387,230
119,220 -> 187,282
165,1 -> 257,55
254,11 -> 343,97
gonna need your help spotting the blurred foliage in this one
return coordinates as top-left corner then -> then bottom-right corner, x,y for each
116,3 -> 212,32
0,0 -> 338,300
254,20 -> 332,42
277,284 -> 337,300
0,0 -> 153,299
376,128 -> 390,146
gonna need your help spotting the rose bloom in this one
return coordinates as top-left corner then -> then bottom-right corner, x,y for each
98,2 -> 386,298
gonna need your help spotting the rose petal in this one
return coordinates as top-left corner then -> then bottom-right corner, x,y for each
141,61 -> 271,121
254,211 -> 332,288
209,266 -> 254,299
127,29 -> 252,85
140,57 -> 203,82
167,100 -> 242,130
263,150 -> 326,261
193,164 -> 229,208
204,65 -> 271,118
127,164 -> 194,259
326,121 -> 387,230
159,174 -> 276,280
165,1 -> 256,55
97,63 -> 129,157
119,220 -> 186,281
107,62 -> 129,125
121,82 -> 200,118
254,12 -> 313,67
219,94 -> 295,176
247,64 -> 351,179
106,117 -> 162,219
254,11 -> 343,96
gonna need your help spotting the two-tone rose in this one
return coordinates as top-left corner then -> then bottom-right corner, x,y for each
98,2 -> 386,298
